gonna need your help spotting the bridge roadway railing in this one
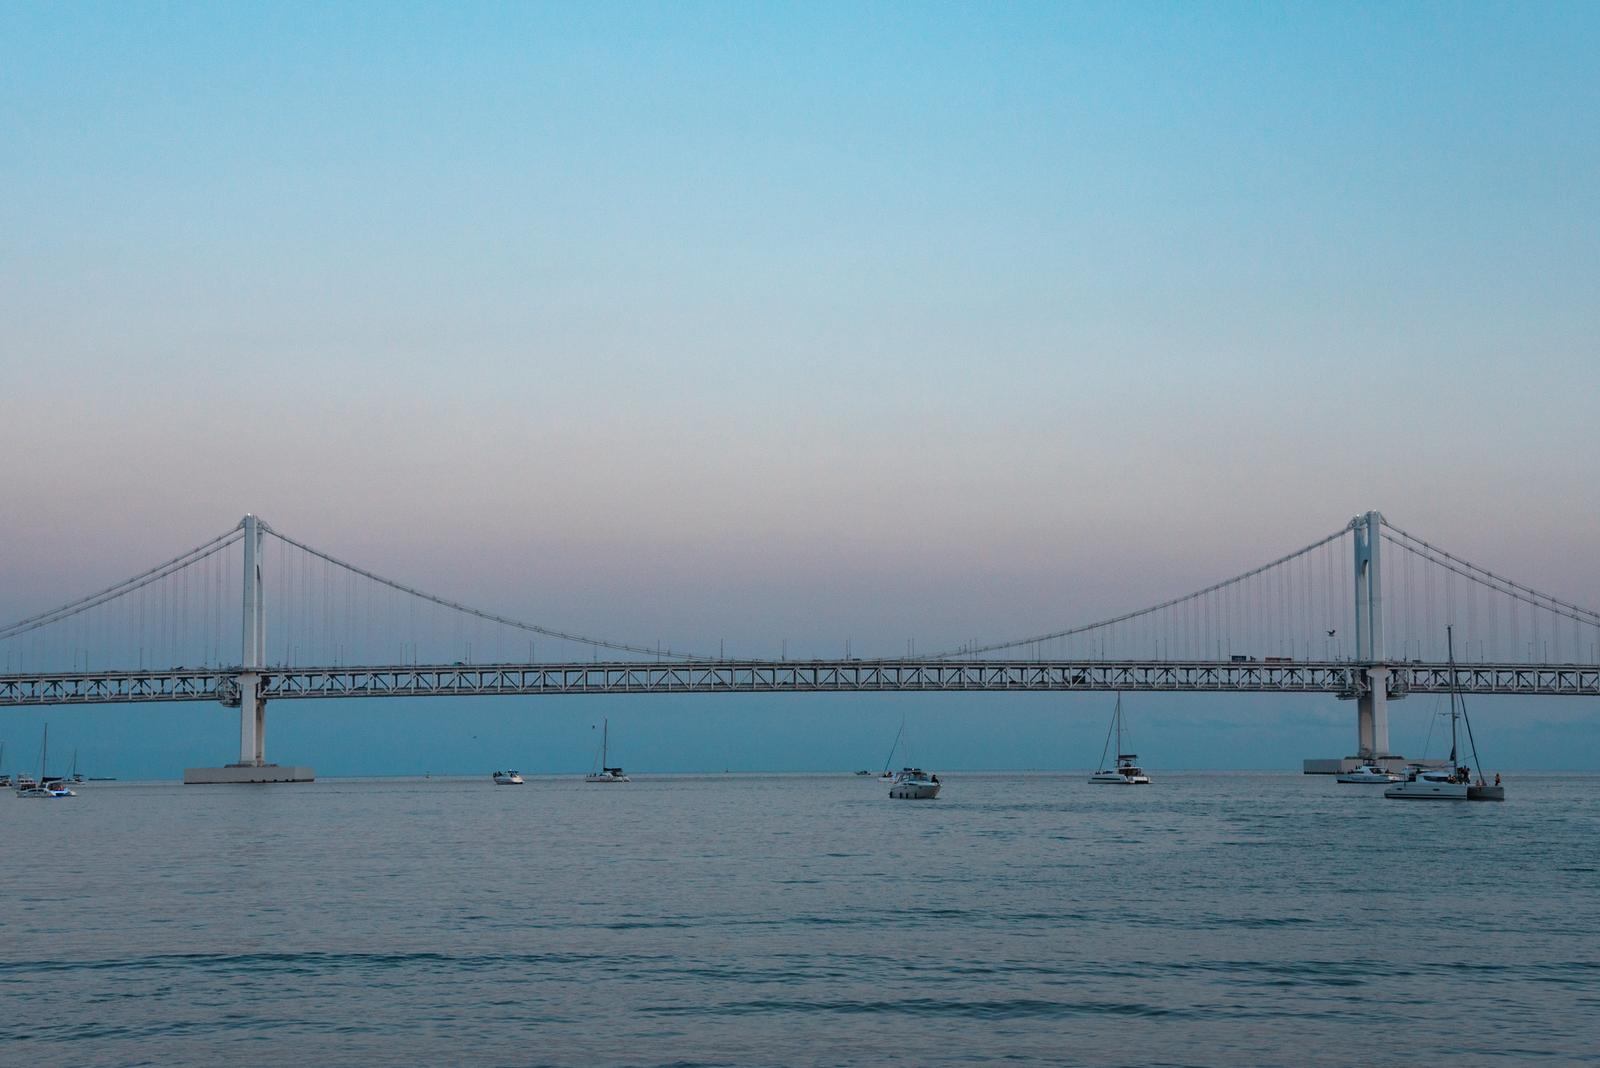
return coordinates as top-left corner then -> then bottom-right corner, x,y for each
2,660 -> 1597,707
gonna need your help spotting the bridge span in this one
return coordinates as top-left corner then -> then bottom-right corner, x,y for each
4,658 -> 1597,708
3,509 -> 1598,779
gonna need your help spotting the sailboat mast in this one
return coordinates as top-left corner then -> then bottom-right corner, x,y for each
40,723 -> 48,783
602,718 -> 608,767
1446,626 -> 1460,764
884,715 -> 905,773
1115,694 -> 1123,758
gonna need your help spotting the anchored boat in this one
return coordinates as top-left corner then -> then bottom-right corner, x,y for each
1089,694 -> 1151,784
492,770 -> 524,785
584,718 -> 630,783
889,767 -> 941,799
1337,763 -> 1401,784
1386,627 -> 1503,802
16,725 -> 74,798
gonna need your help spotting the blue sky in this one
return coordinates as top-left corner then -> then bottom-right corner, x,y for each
2,2 -> 1597,774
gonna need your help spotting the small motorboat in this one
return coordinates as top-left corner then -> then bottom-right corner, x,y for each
889,768 -> 941,799
1337,763 -> 1400,784
492,770 -> 524,785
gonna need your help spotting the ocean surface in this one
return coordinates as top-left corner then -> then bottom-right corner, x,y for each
2,771 -> 1596,1066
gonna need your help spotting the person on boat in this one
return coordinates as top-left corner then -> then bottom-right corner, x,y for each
1494,773 -> 1502,786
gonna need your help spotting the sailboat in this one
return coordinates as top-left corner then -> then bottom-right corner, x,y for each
17,724 -> 74,798
69,748 -> 85,785
1089,693 -> 1151,784
584,718 -> 630,783
1386,627 -> 1504,801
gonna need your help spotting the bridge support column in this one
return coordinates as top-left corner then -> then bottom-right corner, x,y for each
238,673 -> 259,765
185,514 -> 313,784
1339,512 -> 1399,767
1357,667 -> 1391,759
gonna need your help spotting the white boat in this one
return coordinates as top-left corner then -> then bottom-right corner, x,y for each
17,725 -> 74,799
1385,764 -> 1473,800
1089,694 -> 1151,784
1386,627 -> 1504,802
1337,763 -> 1401,784
492,770 -> 524,785
584,718 -> 631,783
889,767 -> 941,799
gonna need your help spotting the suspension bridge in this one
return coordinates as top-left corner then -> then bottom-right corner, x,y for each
2,512 -> 1597,781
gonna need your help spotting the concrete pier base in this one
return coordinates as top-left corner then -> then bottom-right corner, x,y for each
183,763 -> 315,784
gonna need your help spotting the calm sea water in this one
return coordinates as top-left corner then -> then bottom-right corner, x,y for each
2,771 -> 1596,1066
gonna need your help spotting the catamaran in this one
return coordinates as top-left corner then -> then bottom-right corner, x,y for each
1089,693 -> 1151,784
584,718 -> 630,783
1386,627 -> 1503,802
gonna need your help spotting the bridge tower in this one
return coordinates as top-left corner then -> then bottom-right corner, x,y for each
1351,510 -> 1394,761
182,514 -> 313,784
238,512 -> 266,765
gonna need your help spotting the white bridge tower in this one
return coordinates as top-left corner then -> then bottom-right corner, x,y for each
182,515 -> 314,784
1351,510 -> 1395,761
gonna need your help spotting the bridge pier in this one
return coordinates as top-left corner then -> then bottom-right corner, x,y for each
1306,512 -> 1403,772
185,514 -> 312,785
1357,666 -> 1391,759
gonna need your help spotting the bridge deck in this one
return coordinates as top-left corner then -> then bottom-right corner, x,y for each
1,659 -> 1596,706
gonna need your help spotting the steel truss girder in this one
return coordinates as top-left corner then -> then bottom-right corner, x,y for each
1389,663 -> 1600,697
2,659 -> 1363,706
4,660 -> 1596,708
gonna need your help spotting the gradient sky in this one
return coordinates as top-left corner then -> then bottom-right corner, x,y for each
2,2 -> 1597,775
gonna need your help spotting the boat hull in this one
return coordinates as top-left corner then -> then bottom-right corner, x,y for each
1384,781 -> 1469,800
890,781 -> 940,799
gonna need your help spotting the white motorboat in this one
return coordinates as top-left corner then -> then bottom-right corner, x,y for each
1386,627 -> 1504,802
1337,763 -> 1400,784
584,718 -> 631,783
492,770 -> 524,785
889,767 -> 941,799
1089,694 -> 1152,784
17,725 -> 73,799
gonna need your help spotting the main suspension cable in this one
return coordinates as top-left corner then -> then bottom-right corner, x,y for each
263,524 -> 711,662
